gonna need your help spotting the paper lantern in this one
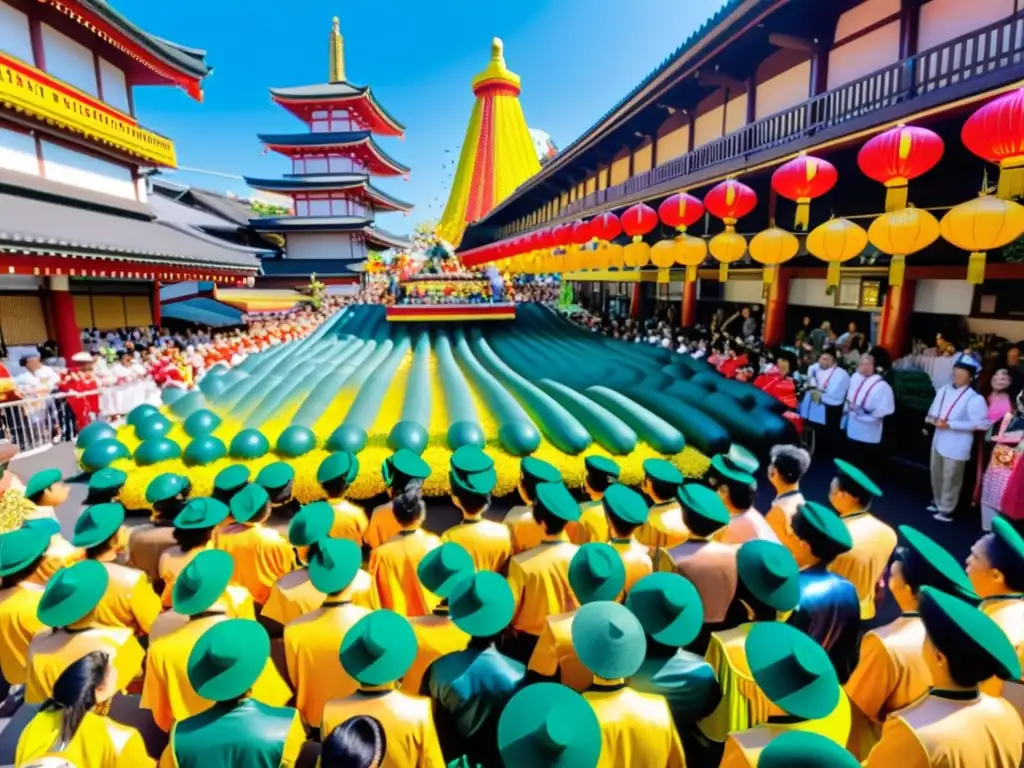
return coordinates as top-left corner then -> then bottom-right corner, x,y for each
806,218 -> 868,287
771,154 -> 838,230
709,231 -> 747,282
658,193 -> 705,232
674,235 -> 708,283
606,243 -> 625,270
650,239 -> 676,268
591,211 -> 622,242
551,223 -> 573,250
868,208 -> 940,286
940,195 -> 1024,284
749,227 -> 800,284
858,125 -> 944,211
962,89 -> 1024,200
621,203 -> 657,267
704,179 -> 756,280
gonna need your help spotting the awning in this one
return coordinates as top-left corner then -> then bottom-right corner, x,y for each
161,298 -> 243,327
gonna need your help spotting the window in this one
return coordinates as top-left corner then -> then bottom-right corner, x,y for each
98,58 -> 130,114
42,23 -> 97,96
0,2 -> 35,65
41,140 -> 135,199
0,126 -> 39,177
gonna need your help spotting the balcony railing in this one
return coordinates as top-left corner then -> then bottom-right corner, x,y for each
503,10 -> 1024,237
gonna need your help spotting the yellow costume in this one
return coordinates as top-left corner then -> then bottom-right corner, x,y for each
148,585 -> 256,641
584,683 -> 686,768
38,534 -> 82,580
16,709 -> 153,768
91,560 -> 162,635
567,500 -> 609,545
366,501 -> 399,550
441,518 -> 512,573
158,545 -> 207,608
369,528 -> 442,617
610,537 -> 652,596
503,504 -> 544,554
403,612 -> 470,695
655,538 -> 738,624
635,501 -> 688,551
765,491 -> 811,567
213,523 -> 296,605
329,498 -> 369,547
506,534 -> 579,636
980,596 -> 1024,703
720,697 -> 853,767
0,581 -> 44,685
828,511 -> 897,620
26,625 -> 145,704
262,567 -> 376,627
528,611 -> 592,691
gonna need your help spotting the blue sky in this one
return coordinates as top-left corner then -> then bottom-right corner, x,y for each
122,0 -> 724,234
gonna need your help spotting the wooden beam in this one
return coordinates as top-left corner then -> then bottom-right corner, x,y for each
899,0 -> 921,59
697,69 -> 745,92
768,32 -> 816,52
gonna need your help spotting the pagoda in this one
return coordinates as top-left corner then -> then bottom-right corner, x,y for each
245,17 -> 411,282
437,39 -> 540,247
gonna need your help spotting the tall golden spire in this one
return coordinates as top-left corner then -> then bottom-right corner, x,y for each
329,16 -> 346,83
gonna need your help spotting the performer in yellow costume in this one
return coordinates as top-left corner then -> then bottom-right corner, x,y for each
255,460 -> 300,520
0,527 -> 49,687
210,463 -> 249,505
503,457 -> 563,554
366,449 -> 432,550
158,496 -> 230,607
442,446 -> 511,572
316,450 -> 368,548
757,730 -> 860,768
712,454 -> 779,545
566,455 -> 620,545
128,473 -> 191,582
635,458 -> 688,550
764,445 -> 811,564
599,483 -> 652,594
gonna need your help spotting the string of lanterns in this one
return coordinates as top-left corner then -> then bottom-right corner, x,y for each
468,88 -> 1024,286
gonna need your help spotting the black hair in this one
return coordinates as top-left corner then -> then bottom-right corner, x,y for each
26,490 -> 46,505
786,570 -> 861,685
152,496 -> 189,525
893,546 -> 926,594
920,598 -> 1001,687
585,467 -> 617,496
732,576 -> 777,622
680,505 -> 726,539
769,445 -> 810,486
41,650 -> 109,751
605,505 -> 640,538
533,497 -> 568,536
646,476 -> 680,503
451,484 -> 490,516
792,510 -> 844,566
392,482 -> 425,527
519,472 -> 543,505
266,480 -> 294,505
986,532 -> 1024,593
320,715 -> 387,768
320,476 -> 350,500
720,476 -> 756,511
0,553 -> 46,589
835,473 -> 873,509
84,533 -> 118,561
819,347 -> 837,360
84,487 -> 120,506
211,486 -> 239,505
173,525 -> 214,553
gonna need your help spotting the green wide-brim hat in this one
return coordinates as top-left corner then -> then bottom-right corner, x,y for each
317,451 -> 359,486
758,731 -> 860,768
572,601 -> 646,680
737,540 -> 801,613
175,498 -> 231,531
213,464 -> 250,494
255,461 -> 295,491
37,559 -> 109,627
418,542 -> 475,598
993,516 -> 1024,565
710,454 -> 755,486
146,473 -> 188,504
794,502 -> 853,560
642,458 -> 683,487
747,622 -> 840,720
0,528 -> 50,577
601,484 -> 648,527
569,543 -> 626,604
309,538 -> 362,595
449,571 -> 515,637
676,483 -> 730,527
449,446 -> 497,495
339,610 -> 418,686
173,549 -> 235,616
88,467 -> 127,493
584,455 -> 621,479
898,525 -> 978,602
497,683 -> 602,768
288,501 -> 335,547
625,572 -> 704,647
71,502 -> 125,549
25,468 -> 62,499
833,458 -> 882,498
520,456 -> 562,484
230,483 -> 270,523
382,449 -> 431,486
187,619 -> 270,702
23,518 -> 59,538
535,482 -> 580,523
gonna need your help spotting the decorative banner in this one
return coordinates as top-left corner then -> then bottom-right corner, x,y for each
0,51 -> 177,167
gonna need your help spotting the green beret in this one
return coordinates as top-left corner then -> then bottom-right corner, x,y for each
317,452 -> 359,486
834,458 -> 882,498
759,732 -> 860,768
722,444 -> 760,475
568,543 -> 626,604
308,538 -> 361,596
626,572 -> 704,648
174,498 -> 230,531
572,601 -> 646,680
520,457 -> 561,484
88,468 -> 127,493
676,484 -> 730,527
417,542 -> 475,599
746,622 -> 840,721
642,458 -> 683,487
288,501 -> 335,547
213,464 -> 250,494
736,540 -> 801,613
255,461 -> 295,491
187,619 -> 269,702
71,503 -> 125,549
450,446 -> 497,495
340,610 -> 417,686
0,528 -> 50,577
710,454 -> 754,486
898,525 -> 978,602
993,516 -> 1024,566
601,484 -> 649,527
37,559 -> 108,627
229,483 -> 270,523
534,482 -> 580,523
25,468 -> 62,499
793,502 -> 853,562
146,473 -> 188,504
584,455 -> 621,479
382,449 -> 431,487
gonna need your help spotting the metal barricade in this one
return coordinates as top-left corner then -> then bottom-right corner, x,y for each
0,391 -> 100,453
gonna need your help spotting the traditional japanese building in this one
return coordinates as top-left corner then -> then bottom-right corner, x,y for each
0,0 -> 260,357
244,17 -> 412,287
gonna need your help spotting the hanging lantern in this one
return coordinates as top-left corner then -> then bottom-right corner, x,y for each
673,236 -> 708,283
940,195 -> 1024,284
806,218 -> 868,287
962,89 -> 1024,200
749,227 -> 800,284
658,193 -> 705,232
650,193 -> 707,275
857,124 -> 944,211
704,179 -> 757,280
771,154 -> 838,230
606,242 -> 625,270
868,208 -> 941,286
650,240 -> 676,268
569,219 -> 592,270
589,212 -> 621,271
621,203 -> 657,267
551,223 -> 573,252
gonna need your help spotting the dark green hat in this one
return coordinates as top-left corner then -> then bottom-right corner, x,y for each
317,451 -> 360,486
255,461 -> 294,491
37,559 -> 108,627
747,622 -> 840,720
25,468 -> 62,499
172,549 -> 235,616
339,610 -> 418,686
722,444 -> 760,475
498,683 -> 601,768
625,572 -> 704,648
534,482 -> 581,523
758,730 -> 860,768
992,516 -> 1024,565
288,501 -> 334,547
520,456 -> 562,484
0,527 -> 49,577
79,438 -> 129,471
23,518 -> 59,538
213,464 -> 250,494
736,540 -> 801,613
584,455 -> 621,479
382,449 -> 431,487
643,458 -> 683,487
71,503 -> 125,549
187,619 -> 270,702
898,525 -> 978,602
833,458 -> 882,499
601,484 -> 648,527
308,538 -> 362,596
449,446 -> 497,495
88,468 -> 127,494
174,498 -> 230,531
569,543 -> 626,604
449,571 -> 515,637
793,502 -> 853,562
229,483 -> 270,523
572,601 -> 647,680
418,542 -> 475,599
676,484 -> 730,528
146,473 -> 188,504
710,454 -> 755,486
919,585 -> 1022,682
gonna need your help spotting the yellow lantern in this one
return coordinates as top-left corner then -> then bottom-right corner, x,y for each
650,239 -> 676,268
709,231 -> 747,281
673,235 -> 708,283
868,207 -> 940,286
748,227 -> 799,284
590,244 -> 609,270
940,195 -> 1024,284
606,243 -> 625,270
806,218 -> 868,287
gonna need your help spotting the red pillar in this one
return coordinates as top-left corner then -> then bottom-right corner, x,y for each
49,276 -> 81,358
763,268 -> 790,347
879,279 -> 916,359
152,281 -> 162,327
630,282 -> 644,319
680,279 -> 697,328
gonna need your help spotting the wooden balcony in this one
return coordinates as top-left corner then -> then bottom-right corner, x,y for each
500,11 -> 1024,237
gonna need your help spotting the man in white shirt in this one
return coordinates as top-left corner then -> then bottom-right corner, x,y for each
843,352 -> 895,450
925,354 -> 989,522
799,347 -> 851,453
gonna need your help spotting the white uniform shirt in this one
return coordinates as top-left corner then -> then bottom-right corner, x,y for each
927,384 -> 988,461
799,363 -> 851,425
843,372 -> 895,444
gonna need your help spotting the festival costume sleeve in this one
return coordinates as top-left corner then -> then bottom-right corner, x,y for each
114,635 -> 146,693
252,536 -> 297,605
528,621 -> 559,678
506,558 -> 527,628
844,633 -> 895,724
0,591 -> 43,685
141,653 -> 173,732
280,711 -> 306,768
131,577 -> 163,635
665,710 -> 687,768
863,716 -> 932,768
260,583 -> 289,626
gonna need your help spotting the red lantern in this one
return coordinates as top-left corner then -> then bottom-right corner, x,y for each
857,124 -> 944,211
570,219 -> 593,245
962,88 -> 1024,200
621,203 -> 658,238
771,154 -> 838,230
551,223 -> 573,249
534,227 -> 553,250
703,179 -> 757,226
658,193 -> 704,232
590,211 -> 622,242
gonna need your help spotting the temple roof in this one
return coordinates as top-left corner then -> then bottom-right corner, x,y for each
249,215 -> 410,248
243,175 -> 412,212
257,131 -> 409,175
269,83 -> 405,137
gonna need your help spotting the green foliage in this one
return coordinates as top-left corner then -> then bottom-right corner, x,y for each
249,200 -> 292,218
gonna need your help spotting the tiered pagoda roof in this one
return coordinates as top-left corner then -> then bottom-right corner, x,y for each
256,131 -> 409,176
